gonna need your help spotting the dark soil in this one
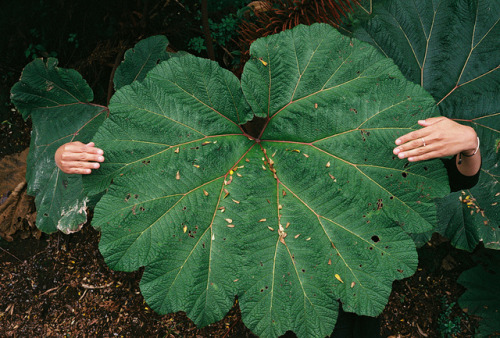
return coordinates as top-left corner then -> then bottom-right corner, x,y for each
0,223 -> 478,337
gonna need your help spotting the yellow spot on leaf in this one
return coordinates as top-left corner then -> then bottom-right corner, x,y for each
183,225 -> 187,233
335,274 -> 344,283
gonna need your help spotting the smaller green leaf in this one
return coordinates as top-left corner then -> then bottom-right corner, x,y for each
10,58 -> 107,233
114,35 -> 174,90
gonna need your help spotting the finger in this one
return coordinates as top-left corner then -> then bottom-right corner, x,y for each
395,129 -> 429,146
393,138 -> 426,155
397,144 -> 437,159
66,168 -> 93,175
62,151 -> 105,162
417,116 -> 445,127
65,143 -> 90,153
85,143 -> 104,155
407,150 -> 443,162
61,161 -> 101,171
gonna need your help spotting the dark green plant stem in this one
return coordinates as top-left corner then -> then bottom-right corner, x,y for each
201,0 -> 215,60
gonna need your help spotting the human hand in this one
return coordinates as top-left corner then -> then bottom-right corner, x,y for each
393,117 -> 478,162
55,142 -> 104,174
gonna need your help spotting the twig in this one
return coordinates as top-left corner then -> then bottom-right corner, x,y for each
81,281 -> 114,289
107,49 -> 125,106
0,246 -> 23,263
222,317 -> 240,338
201,0 -> 215,61
40,286 -> 60,296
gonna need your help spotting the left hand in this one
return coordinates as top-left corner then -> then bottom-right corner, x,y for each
393,116 -> 478,162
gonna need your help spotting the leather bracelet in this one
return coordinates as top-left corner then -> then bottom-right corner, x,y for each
458,137 -> 479,165
461,136 -> 480,157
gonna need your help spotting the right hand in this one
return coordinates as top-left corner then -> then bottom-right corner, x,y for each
55,142 -> 104,174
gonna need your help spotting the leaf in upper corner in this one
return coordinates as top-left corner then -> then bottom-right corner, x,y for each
10,58 -> 107,233
85,24 -> 449,338
113,35 -> 179,90
352,0 -> 500,251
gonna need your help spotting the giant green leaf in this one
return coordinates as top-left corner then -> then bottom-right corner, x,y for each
86,23 -> 449,337
10,58 -> 107,233
352,0 -> 500,251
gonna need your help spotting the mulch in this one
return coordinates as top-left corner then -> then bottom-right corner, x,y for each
0,221 -> 478,337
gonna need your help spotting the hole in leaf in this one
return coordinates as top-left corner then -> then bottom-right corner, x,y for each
43,213 -> 48,217
402,172 -> 408,178
371,235 -> 380,243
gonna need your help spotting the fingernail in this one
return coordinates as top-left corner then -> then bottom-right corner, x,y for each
393,148 -> 400,155
395,139 -> 402,145
94,163 -> 100,169
398,153 -> 405,159
97,149 -> 104,155
418,120 -> 425,124
98,156 -> 104,162
408,157 -> 414,162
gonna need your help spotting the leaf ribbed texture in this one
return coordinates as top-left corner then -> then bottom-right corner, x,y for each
86,24 -> 449,337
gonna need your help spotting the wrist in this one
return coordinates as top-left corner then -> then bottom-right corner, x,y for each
460,136 -> 480,157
